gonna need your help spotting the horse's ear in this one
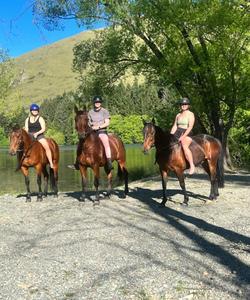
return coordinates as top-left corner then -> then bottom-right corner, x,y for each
74,105 -> 78,114
152,118 -> 155,124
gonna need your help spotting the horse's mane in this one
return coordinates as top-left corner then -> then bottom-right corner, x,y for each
154,124 -> 179,147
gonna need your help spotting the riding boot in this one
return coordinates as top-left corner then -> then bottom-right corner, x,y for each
106,158 -> 114,172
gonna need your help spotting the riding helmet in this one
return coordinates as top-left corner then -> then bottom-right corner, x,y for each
179,97 -> 190,105
30,103 -> 40,111
92,96 -> 103,103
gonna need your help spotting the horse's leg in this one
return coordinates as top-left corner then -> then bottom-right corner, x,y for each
93,165 -> 100,205
207,159 -> 218,200
22,167 -> 31,202
160,169 -> 168,207
201,160 -> 217,200
34,165 -> 43,201
176,169 -> 189,205
50,164 -> 59,197
36,174 -> 43,201
79,166 -> 88,202
117,161 -> 129,197
42,166 -> 49,197
105,168 -> 113,198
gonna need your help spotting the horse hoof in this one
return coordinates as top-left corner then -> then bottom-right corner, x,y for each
37,197 -> 43,202
181,201 -> 188,206
26,198 -> 31,203
93,201 -> 100,206
159,202 -> 166,208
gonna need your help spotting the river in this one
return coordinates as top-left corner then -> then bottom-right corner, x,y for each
0,145 -> 157,194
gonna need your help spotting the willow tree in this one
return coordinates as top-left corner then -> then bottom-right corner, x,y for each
33,0 -> 250,166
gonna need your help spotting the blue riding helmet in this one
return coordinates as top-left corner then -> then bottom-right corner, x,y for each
93,96 -> 103,103
30,103 -> 40,111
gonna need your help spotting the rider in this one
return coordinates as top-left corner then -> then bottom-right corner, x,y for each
170,97 -> 195,175
69,96 -> 113,172
24,103 -> 54,169
88,96 -> 113,171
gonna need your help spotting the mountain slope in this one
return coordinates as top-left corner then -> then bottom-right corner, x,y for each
12,29 -> 96,107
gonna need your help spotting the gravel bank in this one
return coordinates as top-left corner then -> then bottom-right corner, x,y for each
0,171 -> 249,300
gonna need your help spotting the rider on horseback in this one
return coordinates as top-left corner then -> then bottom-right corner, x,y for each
88,96 -> 113,171
69,96 -> 113,172
24,103 -> 54,169
170,97 -> 195,175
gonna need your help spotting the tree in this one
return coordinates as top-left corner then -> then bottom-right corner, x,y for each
0,49 -> 15,109
33,0 -> 250,166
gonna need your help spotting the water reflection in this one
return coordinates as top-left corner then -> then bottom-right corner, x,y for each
0,145 -> 157,194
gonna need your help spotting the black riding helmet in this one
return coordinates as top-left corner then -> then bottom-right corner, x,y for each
93,96 -> 103,103
179,97 -> 190,105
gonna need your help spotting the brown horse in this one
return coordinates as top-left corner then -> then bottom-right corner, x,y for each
143,119 -> 224,206
74,106 -> 128,204
9,127 -> 60,202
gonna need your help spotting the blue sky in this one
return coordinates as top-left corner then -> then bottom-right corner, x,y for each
0,0 -> 96,57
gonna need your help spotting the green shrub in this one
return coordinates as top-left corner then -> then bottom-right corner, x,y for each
0,127 -> 8,146
109,114 -> 149,144
46,128 -> 65,145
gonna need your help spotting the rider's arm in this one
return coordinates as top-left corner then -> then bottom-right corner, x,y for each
99,118 -> 110,129
170,114 -> 178,134
24,118 -> 29,132
182,112 -> 195,137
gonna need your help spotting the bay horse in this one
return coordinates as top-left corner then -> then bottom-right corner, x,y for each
143,119 -> 224,206
74,106 -> 128,204
9,127 -> 60,202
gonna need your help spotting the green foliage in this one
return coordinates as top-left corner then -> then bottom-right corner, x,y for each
228,109 -> 250,169
0,50 -> 15,108
41,92 -> 76,144
0,127 -> 8,146
109,114 -> 149,144
46,128 -> 65,145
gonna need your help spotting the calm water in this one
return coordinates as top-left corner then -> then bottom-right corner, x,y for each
0,145 -> 157,194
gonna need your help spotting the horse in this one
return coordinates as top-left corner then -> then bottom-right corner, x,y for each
143,119 -> 224,206
74,106 -> 129,204
9,127 -> 60,202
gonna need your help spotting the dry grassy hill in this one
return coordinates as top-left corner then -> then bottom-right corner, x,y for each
11,29 -> 96,108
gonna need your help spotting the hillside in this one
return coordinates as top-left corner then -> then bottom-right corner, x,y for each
10,29 -> 96,108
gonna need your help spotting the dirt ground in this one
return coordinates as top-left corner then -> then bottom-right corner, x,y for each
0,169 -> 249,300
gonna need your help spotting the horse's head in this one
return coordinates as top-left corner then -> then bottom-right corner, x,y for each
74,105 -> 90,139
142,119 -> 156,154
9,127 -> 24,156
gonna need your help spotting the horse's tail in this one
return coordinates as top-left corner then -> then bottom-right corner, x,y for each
217,145 -> 225,188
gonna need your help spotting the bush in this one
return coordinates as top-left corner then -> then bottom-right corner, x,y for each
228,109 -> 250,169
46,128 -> 65,145
109,114 -> 149,144
0,127 -> 8,146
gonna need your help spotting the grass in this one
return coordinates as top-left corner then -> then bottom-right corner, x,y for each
7,30 -> 97,109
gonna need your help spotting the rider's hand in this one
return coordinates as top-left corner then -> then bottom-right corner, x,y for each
179,136 -> 185,142
92,125 -> 99,130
